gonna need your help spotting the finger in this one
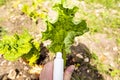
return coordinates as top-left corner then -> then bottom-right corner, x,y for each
39,61 -> 53,80
64,65 -> 75,80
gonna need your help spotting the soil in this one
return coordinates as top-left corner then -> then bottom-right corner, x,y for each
67,43 -> 104,80
0,0 -> 120,80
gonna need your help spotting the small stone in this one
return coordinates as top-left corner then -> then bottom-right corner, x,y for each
23,74 -> 27,78
113,47 -> 118,51
8,62 -> 12,66
76,54 -> 83,59
43,40 -> 51,46
87,69 -> 90,73
8,69 -> 17,79
84,58 -> 89,62
24,66 -> 29,71
18,4 -> 23,10
25,77 -> 31,80
75,66 -> 78,70
16,74 -> 20,79
19,72 -> 22,75
0,60 -> 7,66
23,61 -> 27,65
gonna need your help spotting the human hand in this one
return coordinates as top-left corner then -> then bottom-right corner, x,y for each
39,61 -> 75,80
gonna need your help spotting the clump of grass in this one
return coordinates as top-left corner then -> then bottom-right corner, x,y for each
0,0 -> 6,6
84,0 -> 119,8
0,26 -> 7,37
77,0 -> 120,34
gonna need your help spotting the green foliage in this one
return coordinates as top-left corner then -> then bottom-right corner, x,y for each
76,1 -> 120,34
117,38 -> 120,46
0,27 -> 7,37
0,31 -> 40,65
42,4 -> 89,54
21,0 -> 46,22
21,0 -> 89,65
22,42 -> 40,65
84,0 -> 119,8
91,53 -> 99,60
0,31 -> 32,60
110,69 -> 120,77
0,0 -> 6,6
22,39 -> 41,65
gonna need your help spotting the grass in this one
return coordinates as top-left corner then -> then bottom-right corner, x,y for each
84,0 -> 120,8
117,38 -> 120,46
0,26 -> 7,37
110,69 -> 120,77
76,0 -> 120,51
0,0 -> 6,6
76,0 -> 120,35
91,52 -> 120,78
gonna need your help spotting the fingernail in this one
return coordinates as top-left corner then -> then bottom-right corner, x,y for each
68,65 -> 75,73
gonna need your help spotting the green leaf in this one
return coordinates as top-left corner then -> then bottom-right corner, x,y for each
22,45 -> 40,66
64,31 -> 76,53
0,31 -> 33,61
42,4 -> 89,54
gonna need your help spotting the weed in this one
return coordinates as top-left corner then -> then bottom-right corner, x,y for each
83,0 -> 120,8
0,0 -> 6,6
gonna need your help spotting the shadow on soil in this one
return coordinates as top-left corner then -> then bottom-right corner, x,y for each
66,43 -> 104,80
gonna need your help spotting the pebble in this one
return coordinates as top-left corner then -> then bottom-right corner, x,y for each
87,69 -> 90,73
8,69 -> 17,79
76,54 -> 83,59
16,74 -> 20,79
19,72 -> 23,75
0,60 -> 7,66
23,74 -> 27,78
24,66 -> 29,71
84,58 -> 89,62
113,47 -> 118,51
25,77 -> 31,80
43,40 -> 51,46
23,61 -> 27,65
18,4 -> 23,10
8,62 -> 12,66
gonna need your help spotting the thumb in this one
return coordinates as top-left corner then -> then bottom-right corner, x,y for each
39,61 -> 53,80
64,65 -> 75,80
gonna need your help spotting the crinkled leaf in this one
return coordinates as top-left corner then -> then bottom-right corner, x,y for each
22,45 -> 40,66
64,31 -> 76,53
42,4 -> 89,54
0,31 -> 33,61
